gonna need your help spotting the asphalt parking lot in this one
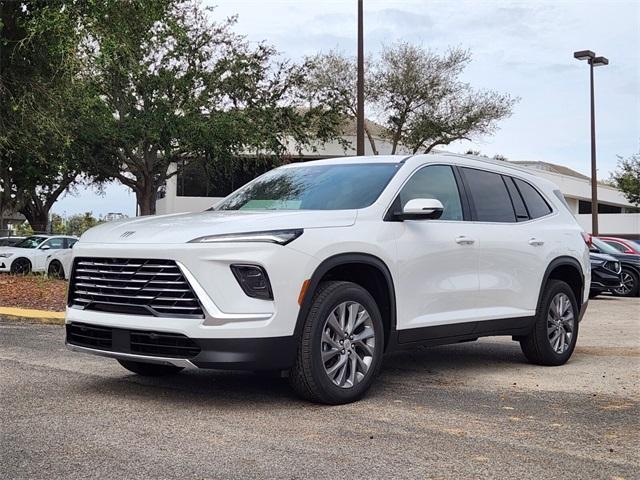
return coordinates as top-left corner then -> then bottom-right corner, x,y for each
1,297 -> 638,480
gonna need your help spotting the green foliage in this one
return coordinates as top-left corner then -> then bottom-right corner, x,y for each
0,1 -> 110,231
610,153 -> 640,206
79,0 -> 344,214
306,45 -> 517,155
50,212 -> 101,236
14,222 -> 33,237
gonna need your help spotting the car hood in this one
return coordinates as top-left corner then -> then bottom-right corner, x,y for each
601,252 -> 640,265
79,209 -> 358,244
0,247 -> 33,255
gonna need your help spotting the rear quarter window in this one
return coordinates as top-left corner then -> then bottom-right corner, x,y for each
514,178 -> 552,219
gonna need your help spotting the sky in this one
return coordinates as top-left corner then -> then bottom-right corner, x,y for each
53,0 -> 640,217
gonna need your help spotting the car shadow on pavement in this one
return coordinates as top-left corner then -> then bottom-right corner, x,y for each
75,339 -> 530,407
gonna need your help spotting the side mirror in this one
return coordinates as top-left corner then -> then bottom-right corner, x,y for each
399,198 -> 444,220
40,245 -> 50,250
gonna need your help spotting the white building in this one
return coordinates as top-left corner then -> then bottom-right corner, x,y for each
156,123 -> 639,236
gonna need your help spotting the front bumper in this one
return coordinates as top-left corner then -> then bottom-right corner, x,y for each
590,267 -> 622,292
66,322 -> 298,370
65,241 -> 318,339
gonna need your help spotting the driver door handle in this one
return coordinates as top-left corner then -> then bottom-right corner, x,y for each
455,235 -> 475,245
528,237 -> 545,246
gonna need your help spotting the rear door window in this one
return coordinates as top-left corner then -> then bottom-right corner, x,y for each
460,168 -> 516,222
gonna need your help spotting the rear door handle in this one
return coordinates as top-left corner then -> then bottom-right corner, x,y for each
528,237 -> 544,246
455,235 -> 475,245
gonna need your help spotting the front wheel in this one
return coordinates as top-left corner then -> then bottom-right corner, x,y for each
10,257 -> 31,275
520,279 -> 579,366
117,359 -> 184,376
289,281 -> 384,404
613,269 -> 639,297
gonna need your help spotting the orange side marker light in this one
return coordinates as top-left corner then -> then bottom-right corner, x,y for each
298,279 -> 310,306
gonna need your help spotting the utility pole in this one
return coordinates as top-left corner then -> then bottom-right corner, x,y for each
356,0 -> 365,156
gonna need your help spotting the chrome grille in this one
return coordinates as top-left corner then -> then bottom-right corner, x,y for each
69,258 -> 204,318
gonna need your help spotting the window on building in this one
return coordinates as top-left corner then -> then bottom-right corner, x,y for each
176,157 -> 292,198
579,201 -> 623,214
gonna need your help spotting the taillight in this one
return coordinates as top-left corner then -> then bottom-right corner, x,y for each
581,232 -> 592,247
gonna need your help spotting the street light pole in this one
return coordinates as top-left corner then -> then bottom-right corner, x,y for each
589,59 -> 598,235
356,0 -> 365,156
574,50 -> 608,235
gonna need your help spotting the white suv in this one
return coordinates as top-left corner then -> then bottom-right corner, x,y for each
65,154 -> 590,404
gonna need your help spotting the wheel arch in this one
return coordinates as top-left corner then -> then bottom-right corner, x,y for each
538,256 -> 585,317
294,253 -> 397,350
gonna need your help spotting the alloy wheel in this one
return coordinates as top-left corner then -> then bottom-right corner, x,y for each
547,292 -> 575,354
615,272 -> 634,296
13,259 -> 30,275
320,301 -> 376,389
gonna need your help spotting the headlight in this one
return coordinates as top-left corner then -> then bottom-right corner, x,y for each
0,253 -> 14,258
188,229 -> 303,245
590,259 -> 604,266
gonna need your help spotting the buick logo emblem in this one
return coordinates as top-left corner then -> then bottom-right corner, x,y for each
120,231 -> 135,238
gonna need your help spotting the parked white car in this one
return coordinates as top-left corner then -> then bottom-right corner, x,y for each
0,235 -> 78,274
65,154 -> 591,404
46,247 -> 75,279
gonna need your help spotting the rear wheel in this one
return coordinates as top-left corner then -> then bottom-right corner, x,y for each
10,257 -> 31,275
520,279 -> 579,366
117,359 -> 184,376
47,260 -> 65,279
289,281 -> 384,404
613,269 -> 639,297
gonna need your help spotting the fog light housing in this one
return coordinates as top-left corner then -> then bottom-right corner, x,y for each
230,264 -> 273,300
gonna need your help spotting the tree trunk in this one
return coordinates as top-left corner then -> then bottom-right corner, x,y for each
136,187 -> 157,216
364,125 -> 378,155
20,207 -> 49,233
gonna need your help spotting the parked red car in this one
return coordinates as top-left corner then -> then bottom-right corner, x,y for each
597,236 -> 640,255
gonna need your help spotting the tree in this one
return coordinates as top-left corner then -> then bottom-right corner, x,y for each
0,1 -> 109,231
610,153 -> 640,206
80,0 -> 344,215
305,44 -> 517,155
305,51 -> 378,153
65,212 -> 100,236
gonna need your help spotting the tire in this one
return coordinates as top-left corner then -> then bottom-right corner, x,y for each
10,257 -> 31,275
520,279 -> 579,366
289,281 -> 385,404
47,260 -> 65,279
612,268 -> 639,297
117,359 -> 184,376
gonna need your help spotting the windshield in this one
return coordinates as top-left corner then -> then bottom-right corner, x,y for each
14,236 -> 48,249
214,163 -> 401,211
592,237 -> 619,255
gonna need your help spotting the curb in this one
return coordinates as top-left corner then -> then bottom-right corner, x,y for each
0,307 -> 65,325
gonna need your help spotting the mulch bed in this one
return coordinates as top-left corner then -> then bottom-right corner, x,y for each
0,274 -> 68,311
